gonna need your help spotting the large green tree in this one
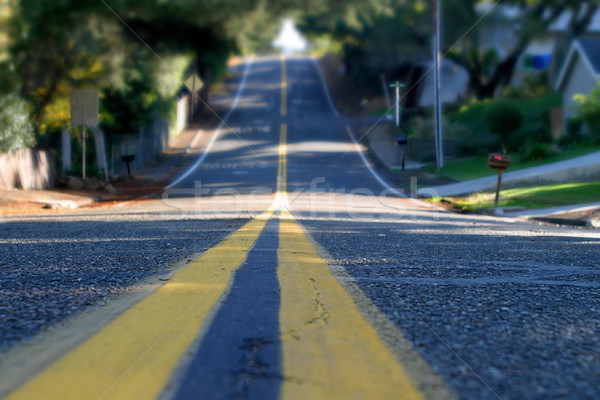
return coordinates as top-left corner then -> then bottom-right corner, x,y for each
2,0 -> 302,136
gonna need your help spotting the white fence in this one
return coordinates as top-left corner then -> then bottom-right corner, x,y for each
108,119 -> 170,177
0,148 -> 55,190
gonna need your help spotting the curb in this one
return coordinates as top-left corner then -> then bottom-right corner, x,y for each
529,216 -> 593,228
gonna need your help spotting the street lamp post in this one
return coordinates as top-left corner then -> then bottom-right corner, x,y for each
433,0 -> 444,169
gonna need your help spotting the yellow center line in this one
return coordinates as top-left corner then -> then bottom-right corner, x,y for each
7,214 -> 272,400
281,55 -> 287,116
275,113 -> 425,398
278,123 -> 288,195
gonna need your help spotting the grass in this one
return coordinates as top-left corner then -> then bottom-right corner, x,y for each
427,143 -> 600,181
438,181 -> 600,212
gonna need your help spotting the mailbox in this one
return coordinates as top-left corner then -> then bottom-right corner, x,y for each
122,155 -> 135,176
488,153 -> 511,170
395,136 -> 408,146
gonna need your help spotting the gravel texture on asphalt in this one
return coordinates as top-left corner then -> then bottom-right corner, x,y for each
302,215 -> 600,400
0,216 -> 247,352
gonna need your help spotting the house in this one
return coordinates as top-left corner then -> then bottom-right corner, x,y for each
555,38 -> 600,122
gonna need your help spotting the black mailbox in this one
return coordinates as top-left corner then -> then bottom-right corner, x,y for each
395,136 -> 408,146
488,153 -> 511,170
122,155 -> 135,175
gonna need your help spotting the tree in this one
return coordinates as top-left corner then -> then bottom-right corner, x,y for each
0,93 -> 34,153
574,82 -> 600,142
3,0 -> 299,137
445,0 -> 596,99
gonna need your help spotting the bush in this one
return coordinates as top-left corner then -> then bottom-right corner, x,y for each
407,117 -> 473,141
566,115 -> 583,137
456,135 -> 498,157
509,121 -> 551,151
574,83 -> 600,143
520,141 -> 559,162
0,93 -> 35,153
486,100 -> 523,146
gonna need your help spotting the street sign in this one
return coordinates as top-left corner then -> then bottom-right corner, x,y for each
184,74 -> 204,93
70,89 -> 99,127
70,89 -> 99,180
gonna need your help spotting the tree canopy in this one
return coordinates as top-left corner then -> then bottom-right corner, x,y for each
1,0 -> 597,145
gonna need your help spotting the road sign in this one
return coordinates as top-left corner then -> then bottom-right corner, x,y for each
70,89 -> 99,180
184,75 -> 204,93
70,89 -> 99,127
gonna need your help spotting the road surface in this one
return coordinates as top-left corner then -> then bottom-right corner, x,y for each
1,57 -> 599,400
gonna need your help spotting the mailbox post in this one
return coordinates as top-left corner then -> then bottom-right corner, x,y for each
488,153 -> 511,207
122,155 -> 135,176
395,136 -> 408,171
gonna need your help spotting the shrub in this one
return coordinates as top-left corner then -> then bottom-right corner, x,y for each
0,93 -> 35,153
486,100 -> 523,146
509,121 -> 551,151
407,117 -> 473,141
574,83 -> 600,143
520,141 -> 559,162
566,115 -> 583,136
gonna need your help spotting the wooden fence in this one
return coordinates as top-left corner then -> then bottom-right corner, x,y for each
0,148 -> 55,190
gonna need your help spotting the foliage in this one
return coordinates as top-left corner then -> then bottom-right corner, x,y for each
432,143 -> 600,182
509,121 -> 550,152
301,0 -> 596,101
408,117 -> 473,141
486,100 -> 523,145
100,77 -> 159,136
448,93 -> 560,155
0,93 -> 35,153
2,0 -> 307,140
574,82 -> 600,143
519,141 -> 559,162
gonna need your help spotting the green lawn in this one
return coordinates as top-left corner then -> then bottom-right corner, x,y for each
428,143 -> 600,181
441,181 -> 600,211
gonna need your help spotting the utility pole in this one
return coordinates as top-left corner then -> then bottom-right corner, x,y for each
433,0 -> 444,169
389,81 -> 405,127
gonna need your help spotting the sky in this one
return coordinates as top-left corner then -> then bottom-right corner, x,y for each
273,19 -> 308,55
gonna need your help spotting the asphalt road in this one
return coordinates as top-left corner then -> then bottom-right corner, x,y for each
1,57 -> 599,400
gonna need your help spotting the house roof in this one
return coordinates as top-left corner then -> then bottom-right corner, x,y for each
556,38 -> 600,90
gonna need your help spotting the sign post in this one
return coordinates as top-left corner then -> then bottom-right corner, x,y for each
184,74 -> 204,123
488,153 -> 512,207
395,136 -> 408,171
389,82 -> 404,127
70,89 -> 99,179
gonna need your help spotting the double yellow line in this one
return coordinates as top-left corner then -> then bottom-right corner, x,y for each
8,215 -> 271,400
